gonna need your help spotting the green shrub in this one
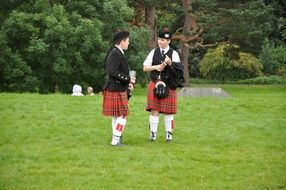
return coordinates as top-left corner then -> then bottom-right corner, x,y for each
200,44 -> 263,81
238,75 -> 286,85
259,39 -> 286,76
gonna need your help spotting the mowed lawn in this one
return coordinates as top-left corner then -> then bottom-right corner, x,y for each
0,85 -> 285,190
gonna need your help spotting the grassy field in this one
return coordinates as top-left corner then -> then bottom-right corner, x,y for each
0,85 -> 285,189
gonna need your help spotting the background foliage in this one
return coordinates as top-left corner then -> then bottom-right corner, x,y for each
0,0 -> 285,93
259,39 -> 286,76
200,44 -> 263,81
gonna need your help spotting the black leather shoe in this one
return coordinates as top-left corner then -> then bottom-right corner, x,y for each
166,139 -> 172,143
149,132 -> 156,142
112,141 -> 125,147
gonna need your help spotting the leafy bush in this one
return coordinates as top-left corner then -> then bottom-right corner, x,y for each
259,39 -> 286,76
238,75 -> 286,85
200,44 -> 263,82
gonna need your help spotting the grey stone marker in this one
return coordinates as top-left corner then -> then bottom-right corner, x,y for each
178,87 -> 231,98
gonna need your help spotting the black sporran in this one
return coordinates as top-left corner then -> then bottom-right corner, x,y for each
154,81 -> 169,99
127,88 -> 132,99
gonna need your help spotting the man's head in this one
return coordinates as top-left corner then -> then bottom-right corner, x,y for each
113,30 -> 130,50
158,28 -> 172,49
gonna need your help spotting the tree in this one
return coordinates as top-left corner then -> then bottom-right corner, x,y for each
180,0 -> 192,86
259,39 -> 286,76
0,2 -> 107,93
171,0 -> 275,80
1,0 -> 285,92
168,0 -> 208,86
191,0 -> 274,54
264,0 -> 286,44
0,33 -> 39,92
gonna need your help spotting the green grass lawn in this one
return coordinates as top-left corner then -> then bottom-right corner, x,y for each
0,85 -> 285,189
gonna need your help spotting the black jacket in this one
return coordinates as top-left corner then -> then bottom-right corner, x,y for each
167,61 -> 185,89
103,46 -> 130,91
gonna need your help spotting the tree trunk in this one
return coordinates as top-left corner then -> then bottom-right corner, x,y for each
145,5 -> 157,48
180,0 -> 192,87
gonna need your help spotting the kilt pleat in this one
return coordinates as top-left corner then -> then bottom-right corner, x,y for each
146,81 -> 177,114
102,90 -> 129,116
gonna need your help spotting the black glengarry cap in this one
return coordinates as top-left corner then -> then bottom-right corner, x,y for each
113,30 -> 130,43
158,28 -> 172,39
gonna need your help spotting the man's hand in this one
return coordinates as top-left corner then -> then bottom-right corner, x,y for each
164,55 -> 172,65
155,63 -> 166,72
128,83 -> 134,91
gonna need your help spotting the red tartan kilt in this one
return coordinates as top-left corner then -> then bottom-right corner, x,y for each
146,81 -> 177,114
102,90 -> 129,116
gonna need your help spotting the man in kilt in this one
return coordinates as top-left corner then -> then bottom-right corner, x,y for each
102,30 -> 136,146
143,28 -> 182,142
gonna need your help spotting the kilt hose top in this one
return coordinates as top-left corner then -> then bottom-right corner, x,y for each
146,81 -> 177,114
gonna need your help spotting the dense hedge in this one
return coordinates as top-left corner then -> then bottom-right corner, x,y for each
238,75 -> 286,85
259,40 -> 286,76
199,44 -> 263,82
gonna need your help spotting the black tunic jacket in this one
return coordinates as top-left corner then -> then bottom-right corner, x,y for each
103,46 -> 130,91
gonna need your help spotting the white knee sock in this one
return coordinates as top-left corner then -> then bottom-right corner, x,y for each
164,115 -> 174,140
112,116 -> 118,131
111,117 -> 126,145
149,115 -> 159,132
149,115 -> 159,139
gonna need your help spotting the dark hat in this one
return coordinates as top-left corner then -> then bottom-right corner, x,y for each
158,28 -> 172,39
113,30 -> 130,43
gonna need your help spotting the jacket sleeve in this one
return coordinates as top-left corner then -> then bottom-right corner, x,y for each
106,52 -> 130,84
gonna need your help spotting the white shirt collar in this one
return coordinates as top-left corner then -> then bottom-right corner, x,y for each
115,45 -> 124,54
160,46 -> 170,53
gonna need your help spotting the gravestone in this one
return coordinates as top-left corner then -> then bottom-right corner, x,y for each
178,87 -> 230,98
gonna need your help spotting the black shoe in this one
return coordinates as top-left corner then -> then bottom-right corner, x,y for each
166,131 -> 173,142
112,141 -> 125,147
166,139 -> 172,143
149,131 -> 156,142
